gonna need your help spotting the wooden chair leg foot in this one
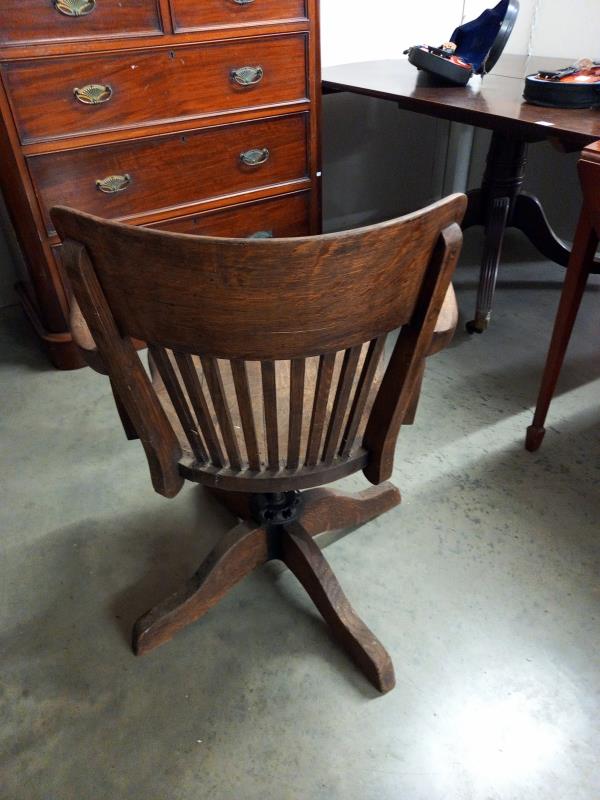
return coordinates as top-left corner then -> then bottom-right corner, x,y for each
525,424 -> 546,452
132,521 -> 268,656
300,482 -> 400,537
280,521 -> 396,694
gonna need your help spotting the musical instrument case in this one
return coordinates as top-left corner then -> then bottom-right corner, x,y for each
405,0 -> 519,86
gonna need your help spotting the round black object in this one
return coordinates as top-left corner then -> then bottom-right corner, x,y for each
482,0 -> 519,74
524,74 -> 600,108
406,46 -> 471,86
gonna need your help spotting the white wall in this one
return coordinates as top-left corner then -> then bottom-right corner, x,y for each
320,0 -> 462,68
321,0 -> 466,231
322,0 -> 600,238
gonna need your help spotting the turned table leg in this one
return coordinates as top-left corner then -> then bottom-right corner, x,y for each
464,132 -> 528,333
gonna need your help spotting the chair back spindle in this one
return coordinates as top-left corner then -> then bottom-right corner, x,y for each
52,194 -> 466,496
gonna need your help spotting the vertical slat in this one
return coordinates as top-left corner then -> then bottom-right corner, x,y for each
306,351 -> 336,466
173,351 -> 225,467
287,358 -> 306,470
261,360 -> 279,470
339,335 -> 386,458
322,345 -> 362,463
200,356 -> 242,471
149,345 -> 207,463
230,359 -> 261,472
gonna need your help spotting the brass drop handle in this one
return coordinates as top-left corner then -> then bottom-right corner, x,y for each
232,0 -> 256,5
74,84 -> 112,105
54,0 -> 96,16
231,66 -> 264,87
95,174 -> 131,194
248,230 -> 273,238
240,148 -> 269,167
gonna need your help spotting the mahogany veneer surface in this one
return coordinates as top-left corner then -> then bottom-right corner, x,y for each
323,56 -> 600,147
0,0 -> 321,368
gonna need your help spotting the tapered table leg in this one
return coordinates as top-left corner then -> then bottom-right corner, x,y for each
525,211 -> 598,451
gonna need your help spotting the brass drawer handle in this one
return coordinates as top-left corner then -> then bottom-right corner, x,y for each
74,84 -> 112,105
232,0 -> 256,5
240,148 -> 269,167
95,174 -> 131,193
54,0 -> 96,16
231,65 -> 264,86
248,230 -> 273,238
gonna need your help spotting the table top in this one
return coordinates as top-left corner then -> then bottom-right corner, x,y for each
322,55 -> 600,147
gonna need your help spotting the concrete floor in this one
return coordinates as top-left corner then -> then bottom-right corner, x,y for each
1,232 -> 599,800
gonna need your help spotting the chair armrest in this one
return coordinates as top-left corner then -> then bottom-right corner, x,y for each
70,297 -> 109,374
427,283 -> 458,356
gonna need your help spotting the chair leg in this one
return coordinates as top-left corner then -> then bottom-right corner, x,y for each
132,521 -> 269,656
525,213 -> 596,451
280,520 -> 396,693
300,482 -> 400,537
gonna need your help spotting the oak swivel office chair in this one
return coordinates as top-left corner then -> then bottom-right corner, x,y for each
52,193 -> 465,694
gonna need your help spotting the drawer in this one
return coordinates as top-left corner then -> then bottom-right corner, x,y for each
170,0 -> 306,33
4,35 -> 308,144
0,0 -> 163,47
151,191 -> 310,237
29,113 -> 309,233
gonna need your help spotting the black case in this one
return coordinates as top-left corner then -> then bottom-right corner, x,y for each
524,64 -> 600,109
406,0 -> 519,86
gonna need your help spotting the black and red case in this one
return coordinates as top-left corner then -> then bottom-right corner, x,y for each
405,0 -> 519,86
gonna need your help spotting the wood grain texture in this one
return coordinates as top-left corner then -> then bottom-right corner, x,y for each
133,520 -> 269,655
150,190 -> 310,238
149,345 -> 208,463
299,482 -> 400,536
287,358 -> 305,469
137,482 -> 399,691
323,57 -> 600,148
51,194 -> 465,359
322,345 -> 361,462
281,520 -> 396,693
363,221 -> 464,484
53,193 -> 465,491
61,239 -> 183,497
306,352 -> 336,466
526,143 -> 600,451
32,113 -> 309,234
0,0 -> 163,47
231,359 -> 261,471
5,35 -> 308,144
170,0 -> 306,33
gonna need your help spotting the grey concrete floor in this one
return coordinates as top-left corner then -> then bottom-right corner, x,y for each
1,231 -> 599,800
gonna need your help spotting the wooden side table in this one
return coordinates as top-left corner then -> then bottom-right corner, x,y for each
323,56 -> 600,332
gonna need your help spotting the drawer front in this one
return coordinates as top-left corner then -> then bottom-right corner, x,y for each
170,0 -> 306,32
0,0 -> 163,47
4,35 -> 308,144
152,192 -> 310,237
30,113 -> 309,233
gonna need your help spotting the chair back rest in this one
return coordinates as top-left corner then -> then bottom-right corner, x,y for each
52,195 -> 465,497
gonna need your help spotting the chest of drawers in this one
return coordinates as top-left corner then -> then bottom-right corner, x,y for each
0,0 -> 321,368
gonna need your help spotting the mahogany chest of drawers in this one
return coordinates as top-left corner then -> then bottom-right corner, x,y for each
0,0 -> 321,368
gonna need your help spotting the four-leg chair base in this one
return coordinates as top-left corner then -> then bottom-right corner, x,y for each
132,483 -> 400,694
